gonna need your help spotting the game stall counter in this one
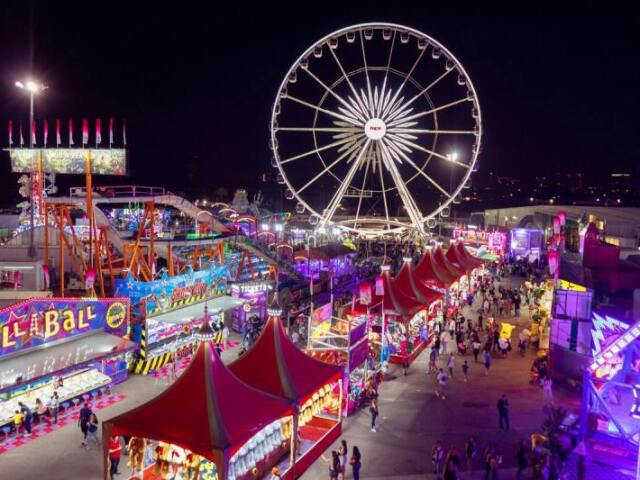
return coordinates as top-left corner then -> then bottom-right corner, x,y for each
0,297 -> 132,429
306,308 -> 372,415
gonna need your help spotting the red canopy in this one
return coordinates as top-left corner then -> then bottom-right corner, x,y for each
433,247 -> 465,279
395,260 -> 443,306
446,243 -> 481,272
229,316 -> 342,405
413,249 -> 458,286
372,267 -> 426,319
456,242 -> 484,268
105,341 -> 291,461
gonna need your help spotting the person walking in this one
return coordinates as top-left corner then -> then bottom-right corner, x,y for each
18,401 -> 32,437
338,439 -> 348,480
349,446 -> 362,480
497,394 -> 510,431
483,349 -> 492,375
516,439 -> 528,480
542,377 -> 554,404
86,413 -> 100,448
447,353 -> 455,377
369,396 -> 379,432
462,360 -> 469,383
79,403 -> 93,447
108,435 -> 122,479
472,339 -> 481,363
432,440 -> 445,480
48,392 -> 59,424
465,436 -> 478,477
436,368 -> 448,400
429,347 -> 437,373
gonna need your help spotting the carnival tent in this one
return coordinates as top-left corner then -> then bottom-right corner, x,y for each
102,341 -> 291,478
446,242 -> 482,272
371,267 -> 426,319
456,242 -> 485,269
413,249 -> 458,286
433,247 -> 465,279
228,316 -> 342,405
394,260 -> 443,305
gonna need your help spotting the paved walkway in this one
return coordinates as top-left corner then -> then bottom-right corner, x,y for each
0,274 -> 578,479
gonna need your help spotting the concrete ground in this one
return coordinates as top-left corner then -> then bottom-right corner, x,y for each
0,274 -> 578,479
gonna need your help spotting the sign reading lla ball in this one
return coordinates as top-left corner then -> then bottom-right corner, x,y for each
0,297 -> 130,357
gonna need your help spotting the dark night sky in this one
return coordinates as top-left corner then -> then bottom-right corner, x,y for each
0,1 -> 638,206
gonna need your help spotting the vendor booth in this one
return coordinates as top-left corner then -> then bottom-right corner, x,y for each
228,313 -> 343,477
230,280 -> 274,333
305,305 -> 371,415
0,297 -> 134,431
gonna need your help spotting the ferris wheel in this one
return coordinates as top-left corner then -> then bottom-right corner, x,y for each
270,23 -> 482,238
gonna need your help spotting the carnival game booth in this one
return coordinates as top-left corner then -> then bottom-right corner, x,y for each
228,314 -> 343,478
0,297 -> 134,432
364,266 -> 430,366
230,280 -> 274,334
578,314 -> 640,468
103,337 -> 294,480
305,304 -> 370,415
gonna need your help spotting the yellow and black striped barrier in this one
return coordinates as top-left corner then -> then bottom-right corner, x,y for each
146,293 -> 206,317
131,351 -> 173,375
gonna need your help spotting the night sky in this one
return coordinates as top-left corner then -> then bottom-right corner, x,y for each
0,2 -> 638,207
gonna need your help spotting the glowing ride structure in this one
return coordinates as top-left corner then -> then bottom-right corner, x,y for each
271,23 -> 482,238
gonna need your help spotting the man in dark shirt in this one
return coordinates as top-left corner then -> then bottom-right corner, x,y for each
497,394 -> 510,430
78,403 -> 93,447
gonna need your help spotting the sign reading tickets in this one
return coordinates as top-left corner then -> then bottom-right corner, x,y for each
10,148 -> 126,175
114,265 -> 228,317
0,297 -> 130,357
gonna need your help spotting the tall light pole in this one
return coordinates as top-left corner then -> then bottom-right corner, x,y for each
15,79 -> 48,259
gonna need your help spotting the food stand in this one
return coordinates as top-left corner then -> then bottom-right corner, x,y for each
0,297 -> 134,431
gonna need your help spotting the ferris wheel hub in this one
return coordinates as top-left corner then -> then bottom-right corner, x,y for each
364,118 -> 386,140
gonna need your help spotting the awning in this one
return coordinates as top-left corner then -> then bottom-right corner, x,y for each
433,247 -> 465,279
394,261 -> 442,306
413,250 -> 458,286
0,331 -> 136,391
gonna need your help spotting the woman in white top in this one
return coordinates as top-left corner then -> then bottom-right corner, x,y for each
338,439 -> 348,480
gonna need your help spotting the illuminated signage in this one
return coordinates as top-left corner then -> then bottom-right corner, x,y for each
557,279 -> 587,292
10,148 -> 126,175
0,298 -> 129,356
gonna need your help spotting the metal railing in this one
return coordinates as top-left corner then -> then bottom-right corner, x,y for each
70,185 -> 168,197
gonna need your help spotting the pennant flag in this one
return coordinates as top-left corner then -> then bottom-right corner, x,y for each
19,120 -> 24,146
8,120 -> 13,146
68,119 -> 74,145
109,118 -> 114,145
95,118 -> 102,145
31,120 -> 36,145
44,119 -> 49,146
55,119 -> 61,146
82,119 -> 89,145
122,118 -> 127,146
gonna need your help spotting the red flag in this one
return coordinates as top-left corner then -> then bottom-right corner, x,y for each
68,119 -> 74,145
44,120 -> 49,146
19,120 -> 24,146
122,118 -> 127,146
95,119 -> 102,145
56,119 -> 61,146
31,120 -> 36,145
109,118 -> 114,145
8,120 -> 13,146
82,119 -> 89,145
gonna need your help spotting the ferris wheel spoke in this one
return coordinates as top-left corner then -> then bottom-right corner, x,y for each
385,68 -> 453,122
379,141 -> 425,233
387,97 -> 471,127
280,135 -> 362,165
297,138 -> 366,194
384,138 -> 452,198
359,31 -> 375,117
299,67 -> 368,122
277,126 -> 361,133
381,47 -> 427,119
328,46 -> 370,116
284,94 -> 363,126
353,149 -> 372,228
386,133 -> 469,168
321,139 -> 372,225
377,32 -> 397,115
376,148 -> 391,227
388,128 -> 476,135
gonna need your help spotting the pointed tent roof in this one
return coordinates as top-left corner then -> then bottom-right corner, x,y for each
372,267 -> 426,319
395,260 -> 443,306
106,341 -> 291,460
413,249 -> 458,286
456,242 -> 485,269
228,316 -> 342,405
433,247 -> 465,279
446,243 -> 474,272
